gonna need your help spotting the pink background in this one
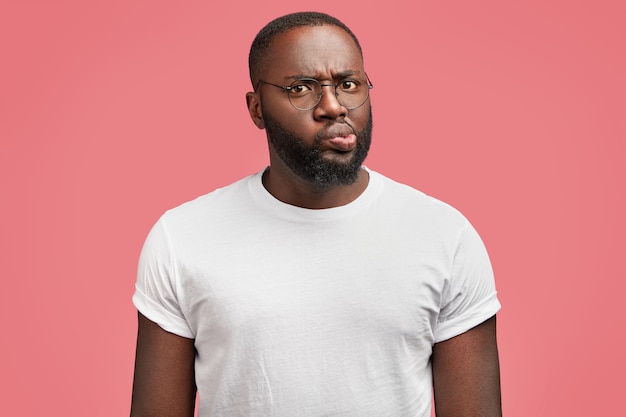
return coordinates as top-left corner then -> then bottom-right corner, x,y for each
1,1 -> 624,415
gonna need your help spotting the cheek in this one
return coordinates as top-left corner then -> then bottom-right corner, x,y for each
265,105 -> 318,136
349,105 -> 372,132
263,96 -> 304,123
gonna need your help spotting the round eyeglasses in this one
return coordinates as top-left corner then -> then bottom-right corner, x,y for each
257,74 -> 373,111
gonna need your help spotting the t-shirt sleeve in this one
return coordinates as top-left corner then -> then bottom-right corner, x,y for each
433,220 -> 501,343
132,217 -> 195,339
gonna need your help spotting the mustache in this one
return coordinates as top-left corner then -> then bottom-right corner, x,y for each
315,121 -> 357,142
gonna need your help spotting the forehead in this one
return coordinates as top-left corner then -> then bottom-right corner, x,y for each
265,25 -> 364,79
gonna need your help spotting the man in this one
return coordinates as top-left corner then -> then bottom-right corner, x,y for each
131,11 -> 502,417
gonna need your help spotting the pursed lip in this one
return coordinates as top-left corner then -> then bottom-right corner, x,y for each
317,123 -> 357,152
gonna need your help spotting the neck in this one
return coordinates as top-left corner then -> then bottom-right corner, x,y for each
262,165 -> 369,209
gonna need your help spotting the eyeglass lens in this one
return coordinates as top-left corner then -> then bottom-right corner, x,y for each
288,78 -> 370,110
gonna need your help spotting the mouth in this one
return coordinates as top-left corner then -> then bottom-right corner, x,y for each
326,134 -> 357,152
318,124 -> 357,152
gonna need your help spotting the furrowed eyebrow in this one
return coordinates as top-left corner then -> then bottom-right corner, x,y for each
284,74 -> 316,82
284,70 -> 364,82
332,70 -> 363,79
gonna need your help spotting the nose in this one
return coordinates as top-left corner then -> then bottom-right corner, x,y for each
313,84 -> 347,120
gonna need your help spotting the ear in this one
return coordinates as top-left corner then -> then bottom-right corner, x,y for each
246,91 -> 265,129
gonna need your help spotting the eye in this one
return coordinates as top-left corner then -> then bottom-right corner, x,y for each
289,81 -> 316,94
339,79 -> 359,91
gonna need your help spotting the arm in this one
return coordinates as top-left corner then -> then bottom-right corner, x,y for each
432,315 -> 502,417
130,312 -> 197,417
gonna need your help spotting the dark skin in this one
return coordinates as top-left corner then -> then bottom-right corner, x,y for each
131,24 -> 502,416
246,25 -> 371,209
130,312 -> 196,417
432,316 -> 502,417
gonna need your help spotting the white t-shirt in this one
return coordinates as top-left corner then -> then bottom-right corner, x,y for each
133,168 -> 501,417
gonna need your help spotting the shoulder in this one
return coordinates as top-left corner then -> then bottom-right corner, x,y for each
160,171 -> 259,227
369,169 -> 469,232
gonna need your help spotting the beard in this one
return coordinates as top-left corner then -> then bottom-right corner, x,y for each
263,108 -> 373,189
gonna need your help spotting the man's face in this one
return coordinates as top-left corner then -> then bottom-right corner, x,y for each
257,25 -> 373,188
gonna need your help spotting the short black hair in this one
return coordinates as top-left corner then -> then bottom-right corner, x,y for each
248,11 -> 363,89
